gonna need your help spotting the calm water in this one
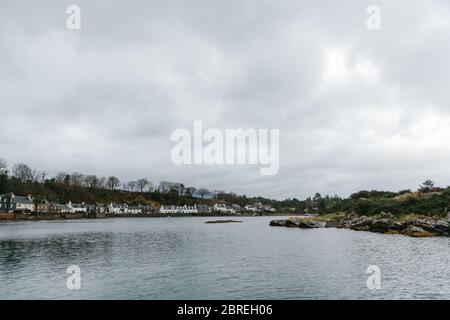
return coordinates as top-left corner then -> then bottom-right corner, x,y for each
1,216 -> 450,299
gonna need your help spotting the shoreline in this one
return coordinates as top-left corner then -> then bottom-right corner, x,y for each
270,212 -> 450,238
0,212 -> 290,222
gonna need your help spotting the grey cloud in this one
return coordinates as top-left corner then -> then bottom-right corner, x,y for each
1,0 -> 450,199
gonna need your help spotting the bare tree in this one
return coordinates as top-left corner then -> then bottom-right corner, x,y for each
136,178 -> 149,192
106,176 -> 120,190
127,181 -> 137,192
55,172 -> 69,184
0,158 -> 7,174
185,187 -> 197,197
196,188 -> 211,199
211,190 -> 225,199
12,163 -> 34,182
147,181 -> 155,192
37,170 -> 48,184
158,181 -> 176,193
70,172 -> 85,186
84,175 -> 99,189
98,177 -> 107,189
419,179 -> 435,193
175,183 -> 185,196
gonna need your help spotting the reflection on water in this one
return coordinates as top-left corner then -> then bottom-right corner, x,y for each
1,217 -> 450,299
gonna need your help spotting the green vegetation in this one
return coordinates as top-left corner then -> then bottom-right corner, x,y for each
319,180 -> 450,218
0,157 -> 305,211
1,156 -> 448,217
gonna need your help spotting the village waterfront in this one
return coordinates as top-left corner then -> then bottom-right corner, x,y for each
1,216 -> 450,299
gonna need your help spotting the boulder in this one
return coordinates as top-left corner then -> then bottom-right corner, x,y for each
348,217 -> 373,231
269,220 -> 287,227
368,219 -> 393,233
269,219 -> 323,229
432,220 -> 450,236
401,225 -> 434,238
285,219 -> 301,228
205,220 -> 242,224
296,220 -> 323,228
411,220 -> 446,236
390,221 -> 406,231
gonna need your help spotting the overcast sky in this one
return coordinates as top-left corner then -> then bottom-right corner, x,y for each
1,0 -> 450,199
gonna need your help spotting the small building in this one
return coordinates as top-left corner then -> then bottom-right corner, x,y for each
180,205 -> 198,214
95,203 -> 107,214
36,199 -> 50,213
196,204 -> 213,213
213,203 -> 236,214
231,204 -> 242,213
67,201 -> 88,213
159,205 -> 178,214
49,203 -> 72,214
256,204 -> 275,212
108,203 -> 128,214
127,206 -> 142,214
0,193 -> 34,213
141,205 -> 157,214
85,204 -> 97,214
244,205 -> 258,212
159,205 -> 199,214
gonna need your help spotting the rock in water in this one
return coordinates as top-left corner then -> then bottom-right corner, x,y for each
269,219 -> 323,229
401,225 -> 433,238
297,220 -> 323,228
269,220 -> 287,227
205,220 -> 242,224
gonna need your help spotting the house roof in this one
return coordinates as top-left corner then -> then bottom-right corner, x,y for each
12,196 -> 33,205
111,204 -> 127,208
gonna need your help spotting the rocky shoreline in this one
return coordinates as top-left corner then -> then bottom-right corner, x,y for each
205,220 -> 242,223
270,212 -> 450,237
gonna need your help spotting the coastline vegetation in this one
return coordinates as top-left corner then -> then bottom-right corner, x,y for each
1,157 -> 449,219
0,158 -> 301,212
321,180 -> 450,218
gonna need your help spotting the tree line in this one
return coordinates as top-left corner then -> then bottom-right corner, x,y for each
2,157 -> 444,216
0,158 -> 309,210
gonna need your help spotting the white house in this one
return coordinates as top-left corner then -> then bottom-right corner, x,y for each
180,205 -> 198,214
159,205 -> 199,214
213,203 -> 236,214
231,204 -> 242,213
0,194 -> 35,213
50,203 -> 72,213
196,204 -> 213,213
244,205 -> 259,212
67,201 -> 88,213
261,205 -> 276,212
127,206 -> 142,214
159,205 -> 177,214
108,203 -> 128,214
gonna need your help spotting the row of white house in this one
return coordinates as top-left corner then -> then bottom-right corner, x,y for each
1,193 -> 275,215
244,203 -> 276,212
159,203 -> 277,214
107,203 -> 156,215
159,203 -> 243,214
